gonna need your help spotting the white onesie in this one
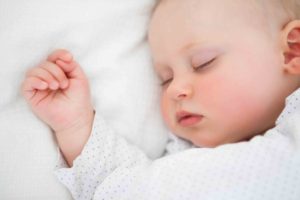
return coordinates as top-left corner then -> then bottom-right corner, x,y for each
55,89 -> 300,200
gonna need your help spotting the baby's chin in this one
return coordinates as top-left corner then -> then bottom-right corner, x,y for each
171,128 -> 222,148
177,129 -> 243,148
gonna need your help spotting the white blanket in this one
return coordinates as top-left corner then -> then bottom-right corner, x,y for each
0,0 -> 168,199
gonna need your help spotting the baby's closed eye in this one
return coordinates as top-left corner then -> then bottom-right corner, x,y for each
192,57 -> 217,71
160,77 -> 173,87
157,68 -> 173,87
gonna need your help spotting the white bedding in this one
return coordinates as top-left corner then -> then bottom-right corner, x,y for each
0,0 -> 168,199
1,0 -> 300,199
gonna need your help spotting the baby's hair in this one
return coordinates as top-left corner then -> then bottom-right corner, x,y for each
153,0 -> 300,20
281,0 -> 300,19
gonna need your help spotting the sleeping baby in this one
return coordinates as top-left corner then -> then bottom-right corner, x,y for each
22,0 -> 300,199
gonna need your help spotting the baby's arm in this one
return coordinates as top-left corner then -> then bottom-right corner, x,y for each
22,49 -> 94,166
54,112 -> 152,199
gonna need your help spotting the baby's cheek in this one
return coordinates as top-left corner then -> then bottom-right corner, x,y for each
202,81 -> 261,126
223,94 -> 266,134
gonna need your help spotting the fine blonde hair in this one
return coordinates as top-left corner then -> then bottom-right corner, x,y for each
281,0 -> 300,19
154,0 -> 300,20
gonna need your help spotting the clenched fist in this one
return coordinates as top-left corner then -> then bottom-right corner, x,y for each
22,49 -> 94,134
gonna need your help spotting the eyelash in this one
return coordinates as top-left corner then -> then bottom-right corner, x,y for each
160,78 -> 173,87
193,57 -> 216,71
160,57 -> 216,87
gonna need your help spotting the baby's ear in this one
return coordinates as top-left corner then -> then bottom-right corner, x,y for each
281,20 -> 300,75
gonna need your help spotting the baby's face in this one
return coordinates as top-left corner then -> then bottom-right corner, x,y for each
149,0 -> 298,147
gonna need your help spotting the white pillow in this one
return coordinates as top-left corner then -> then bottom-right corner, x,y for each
0,0 -> 168,198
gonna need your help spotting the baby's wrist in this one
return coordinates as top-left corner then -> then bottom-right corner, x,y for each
54,109 -> 95,136
54,109 -> 95,166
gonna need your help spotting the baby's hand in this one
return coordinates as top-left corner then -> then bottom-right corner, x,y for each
22,49 -> 94,134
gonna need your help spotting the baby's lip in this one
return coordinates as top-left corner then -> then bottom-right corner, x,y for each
176,110 -> 203,127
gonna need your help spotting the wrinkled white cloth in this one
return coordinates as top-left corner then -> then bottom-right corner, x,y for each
55,89 -> 300,200
0,0 -> 168,198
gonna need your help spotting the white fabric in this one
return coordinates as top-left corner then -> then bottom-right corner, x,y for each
0,0 -> 169,199
55,89 -> 300,200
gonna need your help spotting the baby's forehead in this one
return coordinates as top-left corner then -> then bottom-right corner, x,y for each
154,0 -> 263,26
149,0 -> 285,61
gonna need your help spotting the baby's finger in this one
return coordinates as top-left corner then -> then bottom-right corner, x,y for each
26,67 -> 59,90
40,61 -> 69,89
56,59 -> 87,80
47,49 -> 73,63
23,76 -> 48,91
22,77 -> 48,100
47,49 -> 86,80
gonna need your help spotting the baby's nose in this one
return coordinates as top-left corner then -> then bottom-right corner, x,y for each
167,79 -> 193,101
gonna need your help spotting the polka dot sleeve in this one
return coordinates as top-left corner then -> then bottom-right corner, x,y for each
54,113 -> 151,200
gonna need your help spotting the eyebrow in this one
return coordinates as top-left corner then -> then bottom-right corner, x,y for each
184,40 -> 212,50
153,43 -> 218,68
153,43 -> 202,65
181,42 -> 201,53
